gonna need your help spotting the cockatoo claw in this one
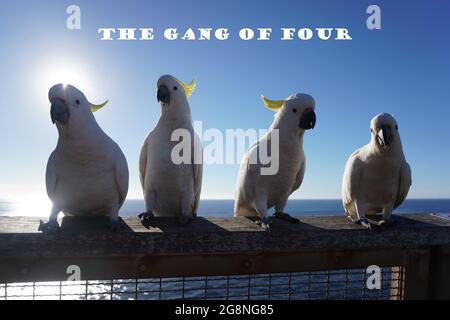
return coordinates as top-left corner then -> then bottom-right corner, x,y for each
179,215 -> 190,226
273,212 -> 300,224
38,220 -> 60,234
347,215 -> 372,230
378,219 -> 394,227
139,211 -> 154,229
110,217 -> 125,232
255,217 -> 271,232
359,219 -> 372,230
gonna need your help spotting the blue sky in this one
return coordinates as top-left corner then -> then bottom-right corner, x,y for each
0,0 -> 449,200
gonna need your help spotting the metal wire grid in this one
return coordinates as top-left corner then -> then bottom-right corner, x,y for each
0,267 -> 404,300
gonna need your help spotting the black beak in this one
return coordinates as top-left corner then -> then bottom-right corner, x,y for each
157,85 -> 170,104
299,109 -> 316,130
377,125 -> 393,147
50,99 -> 70,125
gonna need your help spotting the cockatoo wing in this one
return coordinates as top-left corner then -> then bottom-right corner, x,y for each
394,161 -> 412,209
243,142 -> 262,178
45,151 -> 59,199
192,162 -> 203,216
342,150 -> 363,207
192,134 -> 203,216
114,147 -> 129,208
139,139 -> 148,190
291,159 -> 306,194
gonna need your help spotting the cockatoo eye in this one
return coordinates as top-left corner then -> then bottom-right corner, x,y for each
75,100 -> 80,105
292,108 -> 297,113
395,125 -> 398,130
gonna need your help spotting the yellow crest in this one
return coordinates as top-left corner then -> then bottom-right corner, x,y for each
90,100 -> 108,113
261,95 -> 285,111
175,78 -> 196,97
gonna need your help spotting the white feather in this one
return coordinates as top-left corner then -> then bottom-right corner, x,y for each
140,75 -> 203,217
342,113 -> 411,220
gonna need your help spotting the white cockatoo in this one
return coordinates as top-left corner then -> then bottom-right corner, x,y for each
139,75 -> 203,226
342,113 -> 412,229
39,84 -> 129,233
234,93 -> 316,230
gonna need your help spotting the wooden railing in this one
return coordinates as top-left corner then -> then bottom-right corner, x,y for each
0,214 -> 449,299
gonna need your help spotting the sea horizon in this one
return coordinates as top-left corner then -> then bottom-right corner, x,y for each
1,198 -> 449,218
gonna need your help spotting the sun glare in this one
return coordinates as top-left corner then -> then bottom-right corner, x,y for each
14,196 -> 52,217
34,59 -> 98,103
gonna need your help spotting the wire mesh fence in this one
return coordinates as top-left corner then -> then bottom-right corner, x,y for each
0,267 -> 404,300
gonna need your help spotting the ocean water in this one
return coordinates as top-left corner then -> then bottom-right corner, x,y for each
1,198 -> 449,217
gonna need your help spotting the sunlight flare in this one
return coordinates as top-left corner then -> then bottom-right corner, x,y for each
33,58 -> 99,104
14,196 -> 52,217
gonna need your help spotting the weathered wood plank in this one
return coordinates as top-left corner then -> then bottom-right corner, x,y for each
428,246 -> 450,299
1,213 -> 450,234
0,213 -> 449,292
0,248 -> 408,283
404,249 -> 431,299
0,214 -> 449,257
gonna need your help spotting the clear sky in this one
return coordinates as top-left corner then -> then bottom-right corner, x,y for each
0,0 -> 449,200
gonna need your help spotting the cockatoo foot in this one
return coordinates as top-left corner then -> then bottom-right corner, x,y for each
255,217 -> 270,231
110,217 -> 125,232
378,218 -> 393,227
179,215 -> 192,226
359,218 -> 372,230
273,212 -> 300,224
138,211 -> 154,229
347,215 -> 372,230
38,220 -> 60,233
